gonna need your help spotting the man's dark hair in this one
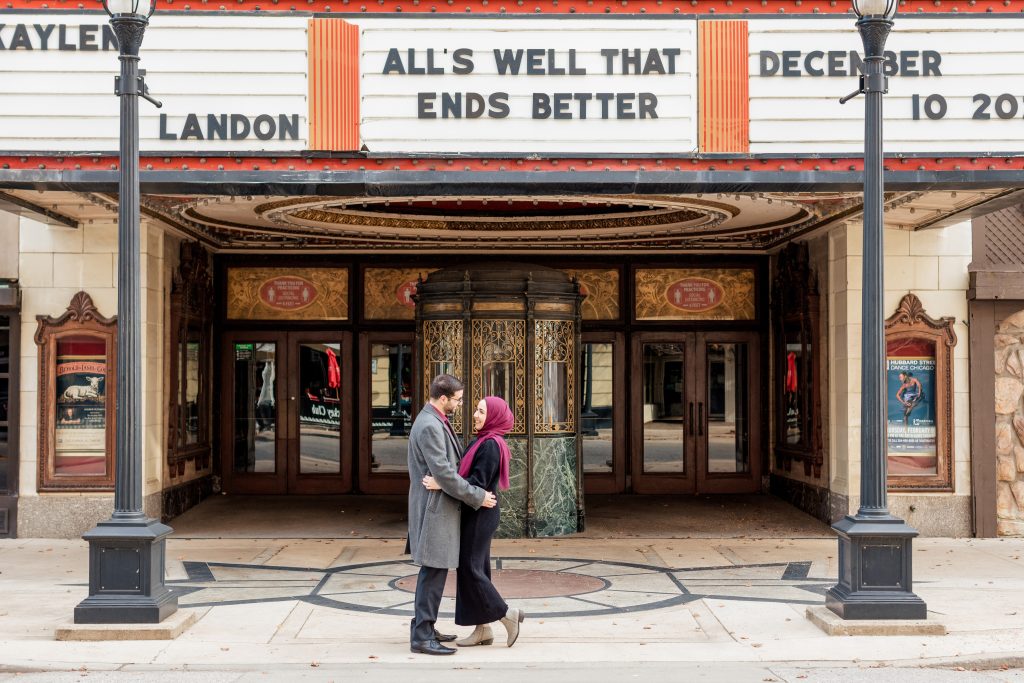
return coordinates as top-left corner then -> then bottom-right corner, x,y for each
429,373 -> 464,400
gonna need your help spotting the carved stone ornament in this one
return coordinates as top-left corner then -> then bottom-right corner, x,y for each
885,293 -> 958,348
34,291 -> 114,344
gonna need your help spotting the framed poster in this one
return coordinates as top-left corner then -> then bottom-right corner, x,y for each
54,347 -> 108,475
886,340 -> 937,477
35,291 -> 117,491
884,294 -> 957,492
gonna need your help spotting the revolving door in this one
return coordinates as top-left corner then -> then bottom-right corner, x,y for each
415,265 -> 584,538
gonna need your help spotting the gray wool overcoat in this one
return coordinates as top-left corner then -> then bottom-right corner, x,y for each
407,405 -> 487,569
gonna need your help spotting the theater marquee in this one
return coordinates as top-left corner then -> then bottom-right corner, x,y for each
1,14 -> 1023,154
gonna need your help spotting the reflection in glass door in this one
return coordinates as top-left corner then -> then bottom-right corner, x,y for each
222,332 -> 351,494
705,342 -> 750,475
360,333 -> 415,493
631,332 -> 760,494
297,342 -> 342,475
369,342 -> 412,474
697,333 -> 759,492
231,340 -> 279,477
641,343 -> 688,476
580,334 -> 625,493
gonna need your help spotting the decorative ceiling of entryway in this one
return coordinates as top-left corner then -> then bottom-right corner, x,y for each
2,187 -> 1011,251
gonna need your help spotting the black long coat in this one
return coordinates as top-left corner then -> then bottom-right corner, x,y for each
455,438 -> 509,626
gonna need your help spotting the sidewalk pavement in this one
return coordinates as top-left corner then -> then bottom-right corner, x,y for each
2,535 -> 1024,680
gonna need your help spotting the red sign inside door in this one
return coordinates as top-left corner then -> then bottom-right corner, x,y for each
665,277 -> 725,313
396,280 -> 418,308
258,276 -> 319,310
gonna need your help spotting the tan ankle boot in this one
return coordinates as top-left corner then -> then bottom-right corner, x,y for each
499,607 -> 525,647
455,624 -> 493,647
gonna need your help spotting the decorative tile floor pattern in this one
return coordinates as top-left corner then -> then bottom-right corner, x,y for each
171,557 -> 831,618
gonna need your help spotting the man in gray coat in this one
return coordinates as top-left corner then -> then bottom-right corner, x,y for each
408,374 -> 496,655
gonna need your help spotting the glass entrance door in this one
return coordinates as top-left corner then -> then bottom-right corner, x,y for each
221,331 -> 352,494
631,332 -> 760,494
358,332 -> 414,494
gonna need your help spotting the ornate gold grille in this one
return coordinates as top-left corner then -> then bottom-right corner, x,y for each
534,320 -> 576,433
471,319 -> 527,434
423,319 -> 464,433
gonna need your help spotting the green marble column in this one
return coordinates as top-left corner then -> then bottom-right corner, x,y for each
496,438 -> 529,538
529,437 -> 579,537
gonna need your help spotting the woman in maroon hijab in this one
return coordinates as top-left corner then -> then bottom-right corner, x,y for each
422,396 -> 525,647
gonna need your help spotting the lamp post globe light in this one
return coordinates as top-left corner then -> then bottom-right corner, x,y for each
825,0 -> 926,620
73,0 -> 176,624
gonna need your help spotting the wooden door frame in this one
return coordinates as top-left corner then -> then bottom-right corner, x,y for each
286,331 -> 353,494
694,330 -> 762,494
582,331 -> 626,494
357,331 -> 415,495
220,330 -> 289,494
0,302 -> 19,537
630,332 -> 698,494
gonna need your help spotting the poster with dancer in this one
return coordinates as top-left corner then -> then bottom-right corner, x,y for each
886,338 -> 937,476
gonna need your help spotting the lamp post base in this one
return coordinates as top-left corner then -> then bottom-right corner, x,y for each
74,516 -> 178,624
826,514 -> 926,620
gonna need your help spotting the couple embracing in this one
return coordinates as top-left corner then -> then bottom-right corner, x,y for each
407,373 -> 525,656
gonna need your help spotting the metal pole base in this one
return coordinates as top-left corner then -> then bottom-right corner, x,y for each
826,514 -> 926,620
389,411 -> 408,437
580,409 -> 599,437
74,517 -> 178,624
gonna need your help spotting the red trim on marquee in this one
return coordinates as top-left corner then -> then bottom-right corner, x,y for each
0,0 -> 1019,14
1,155 -> 1022,173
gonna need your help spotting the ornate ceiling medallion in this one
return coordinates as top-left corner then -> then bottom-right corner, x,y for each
254,196 -> 732,242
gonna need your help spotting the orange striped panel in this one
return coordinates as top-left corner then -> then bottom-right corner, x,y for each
698,20 -> 750,154
308,19 -> 360,151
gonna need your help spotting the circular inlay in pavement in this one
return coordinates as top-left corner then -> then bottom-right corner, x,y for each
393,569 -> 607,599
171,557 -> 829,618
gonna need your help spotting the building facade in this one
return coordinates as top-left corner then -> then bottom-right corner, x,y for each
0,1 -> 1020,539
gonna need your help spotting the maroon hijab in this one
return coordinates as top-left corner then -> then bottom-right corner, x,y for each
457,396 -> 512,491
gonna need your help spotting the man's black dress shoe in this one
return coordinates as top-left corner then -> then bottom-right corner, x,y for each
434,630 -> 456,643
410,639 -> 456,655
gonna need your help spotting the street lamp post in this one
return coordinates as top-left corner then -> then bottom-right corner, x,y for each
74,0 -> 177,624
826,0 -> 927,620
